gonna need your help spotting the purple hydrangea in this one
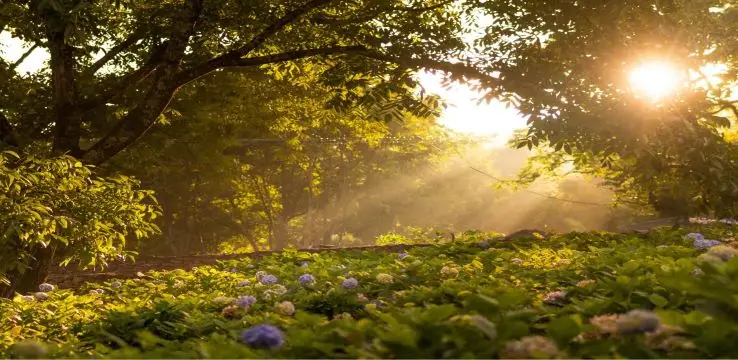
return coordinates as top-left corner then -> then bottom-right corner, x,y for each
342,278 -> 359,289
298,274 -> 315,286
260,275 -> 278,285
684,233 -> 704,241
38,283 -> 53,292
234,295 -> 257,308
398,252 -> 409,260
693,239 -> 721,251
240,324 -> 285,349
237,280 -> 252,287
615,309 -> 661,335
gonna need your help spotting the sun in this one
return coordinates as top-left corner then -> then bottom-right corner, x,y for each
628,61 -> 682,101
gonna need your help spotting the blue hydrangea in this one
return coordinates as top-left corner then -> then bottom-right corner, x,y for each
693,239 -> 721,250
240,324 -> 285,349
298,274 -> 315,286
342,278 -> 359,289
615,309 -> 660,335
398,252 -> 409,260
38,283 -> 53,292
260,275 -> 278,285
255,271 -> 267,280
237,280 -> 252,287
684,233 -> 704,241
234,295 -> 257,308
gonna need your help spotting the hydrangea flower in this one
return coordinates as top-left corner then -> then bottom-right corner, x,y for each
89,289 -> 101,296
693,238 -> 721,251
511,258 -> 524,265
229,268 -> 238,273
576,279 -> 594,287
720,218 -> 738,225
332,264 -> 347,271
689,217 -> 714,225
237,280 -> 252,287
172,280 -> 185,289
298,274 -> 315,286
240,324 -> 285,349
275,301 -> 295,316
34,292 -> 48,301
502,336 -> 558,359
222,305 -> 240,318
589,314 -> 619,335
20,295 -> 34,301
479,240 -> 490,249
111,281 -> 122,288
333,312 -> 353,320
260,275 -> 278,285
255,271 -> 267,280
706,245 -> 738,261
38,283 -> 54,292
342,278 -> 359,289
272,284 -> 288,295
440,266 -> 459,278
691,268 -> 703,277
697,253 -> 723,265
235,295 -> 257,309
543,291 -> 566,304
356,293 -> 369,302
684,233 -> 704,241
376,273 -> 393,284
615,309 -> 660,335
300,261 -> 309,268
398,252 -> 409,260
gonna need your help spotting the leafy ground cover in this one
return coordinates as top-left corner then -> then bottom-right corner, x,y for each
3,225 -> 738,358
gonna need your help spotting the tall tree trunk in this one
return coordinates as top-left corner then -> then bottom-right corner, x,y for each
273,213 -> 290,250
0,244 -> 58,298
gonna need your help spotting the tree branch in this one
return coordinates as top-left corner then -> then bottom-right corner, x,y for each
311,0 -> 453,25
8,43 -> 39,72
82,28 -> 147,77
175,45 -> 368,86
175,0 -> 333,87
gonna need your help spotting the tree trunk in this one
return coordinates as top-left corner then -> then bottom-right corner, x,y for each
0,244 -> 57,298
273,214 -> 290,250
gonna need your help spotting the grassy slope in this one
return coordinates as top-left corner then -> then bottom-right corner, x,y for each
3,226 -> 738,358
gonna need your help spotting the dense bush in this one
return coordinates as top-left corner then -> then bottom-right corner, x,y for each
0,151 -> 160,293
2,225 -> 738,358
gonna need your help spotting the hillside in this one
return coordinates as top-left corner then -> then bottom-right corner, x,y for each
3,225 -> 738,358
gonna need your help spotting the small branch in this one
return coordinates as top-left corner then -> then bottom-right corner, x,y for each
8,43 -> 39,72
175,45 -> 368,86
82,28 -> 146,77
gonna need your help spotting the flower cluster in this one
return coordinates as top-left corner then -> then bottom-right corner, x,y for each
111,281 -> 122,288
706,245 -> 738,261
240,324 -> 284,349
576,279 -> 595,288
298,274 -> 315,286
543,291 -> 566,304
502,336 -> 558,359
693,238 -> 721,251
376,273 -> 394,284
398,252 -> 409,260
221,305 -> 240,318
440,266 -> 459,278
511,258 -> 524,265
342,278 -> 359,289
34,292 -> 48,301
615,309 -> 660,335
38,283 -> 54,292
235,295 -> 257,309
237,280 -> 252,287
684,232 -> 704,241
260,274 -> 278,285
275,301 -> 295,316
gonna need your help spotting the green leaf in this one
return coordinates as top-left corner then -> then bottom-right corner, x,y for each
648,293 -> 668,307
